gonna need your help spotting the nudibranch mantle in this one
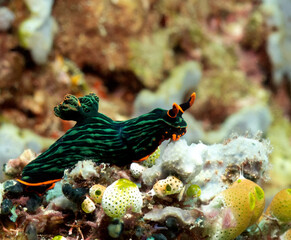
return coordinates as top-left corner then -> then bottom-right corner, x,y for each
19,92 -> 196,189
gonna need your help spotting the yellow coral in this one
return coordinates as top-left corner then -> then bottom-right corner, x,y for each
213,187 -> 254,240
281,228 -> 291,240
81,196 -> 96,214
231,178 -> 265,226
153,176 -> 183,198
266,188 -> 291,223
89,184 -> 106,204
207,178 -> 265,240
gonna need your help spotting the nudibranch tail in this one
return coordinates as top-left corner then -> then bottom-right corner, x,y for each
16,178 -> 62,195
17,178 -> 62,187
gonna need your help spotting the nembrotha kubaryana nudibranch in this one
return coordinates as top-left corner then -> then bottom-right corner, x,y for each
17,92 -> 196,191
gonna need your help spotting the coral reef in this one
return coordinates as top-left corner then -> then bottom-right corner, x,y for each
4,149 -> 36,178
0,7 -> 14,31
1,0 -> 291,239
133,61 -> 201,116
261,0 -> 291,85
205,104 -> 272,143
0,132 -> 286,239
18,0 -> 57,64
0,124 -> 53,182
267,110 -> 291,189
143,206 -> 197,226
142,136 -> 271,202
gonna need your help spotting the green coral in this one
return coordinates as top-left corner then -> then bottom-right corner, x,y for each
242,10 -> 265,50
197,68 -> 269,113
255,186 -> 265,200
186,184 -> 201,198
52,236 -> 67,240
202,41 -> 237,69
115,178 -> 137,189
129,30 -> 172,88
142,147 -> 160,167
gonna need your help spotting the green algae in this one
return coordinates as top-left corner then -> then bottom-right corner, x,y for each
129,30 -> 172,88
116,178 -> 137,190
255,186 -> 265,200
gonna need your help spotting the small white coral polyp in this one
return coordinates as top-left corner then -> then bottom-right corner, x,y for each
130,163 -> 146,179
101,178 -> 143,218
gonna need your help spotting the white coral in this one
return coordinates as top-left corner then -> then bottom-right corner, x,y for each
0,7 -> 14,31
130,163 -> 146,179
65,160 -> 99,182
142,137 -> 271,202
101,179 -> 143,218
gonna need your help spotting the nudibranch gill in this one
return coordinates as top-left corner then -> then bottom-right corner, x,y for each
18,92 -> 196,190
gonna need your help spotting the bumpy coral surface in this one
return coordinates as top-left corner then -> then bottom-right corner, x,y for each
281,228 -> 291,240
266,188 -> 291,223
101,178 -> 143,218
81,196 -> 96,214
152,175 -> 184,198
130,162 -> 146,179
89,184 -> 106,204
204,178 -> 265,240
142,136 -> 271,202
231,178 -> 265,226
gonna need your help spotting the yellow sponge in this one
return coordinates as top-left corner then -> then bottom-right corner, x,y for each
266,188 -> 291,223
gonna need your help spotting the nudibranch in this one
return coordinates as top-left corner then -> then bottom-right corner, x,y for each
18,92 -> 196,191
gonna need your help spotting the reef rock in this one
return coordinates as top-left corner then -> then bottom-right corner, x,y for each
133,61 -> 201,116
142,136 -> 271,202
261,0 -> 291,85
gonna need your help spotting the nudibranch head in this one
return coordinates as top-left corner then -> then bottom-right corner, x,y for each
164,92 -> 196,141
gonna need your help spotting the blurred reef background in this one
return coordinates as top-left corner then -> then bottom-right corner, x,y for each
0,0 -> 291,239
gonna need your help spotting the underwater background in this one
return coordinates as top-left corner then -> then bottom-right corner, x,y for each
0,0 -> 290,239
